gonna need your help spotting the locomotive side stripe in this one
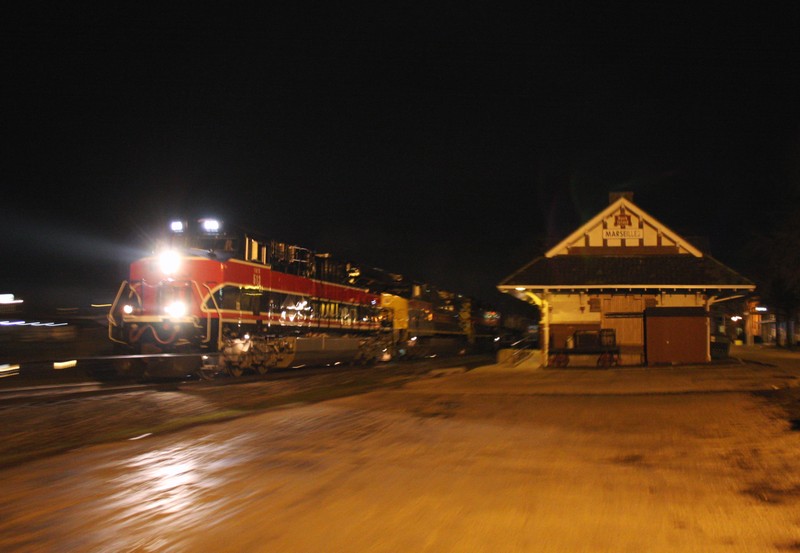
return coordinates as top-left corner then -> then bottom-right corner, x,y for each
199,282 -> 381,315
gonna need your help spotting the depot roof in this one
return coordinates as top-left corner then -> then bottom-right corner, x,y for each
497,195 -> 755,294
498,254 -> 754,291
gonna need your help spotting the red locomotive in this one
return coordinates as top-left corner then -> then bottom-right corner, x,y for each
108,218 -> 499,378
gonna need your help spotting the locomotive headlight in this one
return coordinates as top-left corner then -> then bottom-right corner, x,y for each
158,249 -> 181,275
201,218 -> 221,232
164,301 -> 187,317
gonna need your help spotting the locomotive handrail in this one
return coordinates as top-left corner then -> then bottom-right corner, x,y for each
199,281 -> 221,347
107,280 -> 140,345
107,280 -> 128,327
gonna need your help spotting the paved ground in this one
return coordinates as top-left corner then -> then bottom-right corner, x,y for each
1,346 -> 800,552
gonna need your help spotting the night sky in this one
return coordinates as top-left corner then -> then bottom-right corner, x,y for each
2,6 -> 799,313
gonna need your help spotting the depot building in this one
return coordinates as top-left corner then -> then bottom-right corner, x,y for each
497,194 -> 755,366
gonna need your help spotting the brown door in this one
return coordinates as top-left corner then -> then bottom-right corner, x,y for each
602,296 -> 644,347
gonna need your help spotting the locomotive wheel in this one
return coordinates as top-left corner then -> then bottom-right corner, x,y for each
226,364 -> 245,377
253,346 -> 276,375
109,357 -> 146,380
198,365 -> 220,381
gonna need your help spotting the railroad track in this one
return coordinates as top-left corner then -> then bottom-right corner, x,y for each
0,352 -> 495,404
0,381 -> 178,405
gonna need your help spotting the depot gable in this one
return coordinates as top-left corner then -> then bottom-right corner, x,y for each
545,196 -> 702,258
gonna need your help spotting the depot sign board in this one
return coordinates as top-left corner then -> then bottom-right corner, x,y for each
602,205 -> 643,240
602,228 -> 643,239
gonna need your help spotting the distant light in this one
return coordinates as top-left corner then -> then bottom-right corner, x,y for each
0,294 -> 23,305
515,287 -> 526,291
730,316 -> 743,322
0,364 -> 20,378
755,306 -> 767,312
0,320 -> 66,327
123,304 -> 134,314
200,218 -> 220,232
53,360 -> 77,370
170,220 -> 185,233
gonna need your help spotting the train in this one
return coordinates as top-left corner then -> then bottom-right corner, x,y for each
107,218 -> 505,378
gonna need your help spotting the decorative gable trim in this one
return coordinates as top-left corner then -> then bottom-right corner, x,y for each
545,197 -> 703,258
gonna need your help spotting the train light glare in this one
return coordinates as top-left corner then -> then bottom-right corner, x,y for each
123,304 -> 134,314
165,301 -> 187,317
159,250 -> 181,275
170,220 -> 185,233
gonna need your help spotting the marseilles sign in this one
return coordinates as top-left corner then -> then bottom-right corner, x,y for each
603,228 -> 643,239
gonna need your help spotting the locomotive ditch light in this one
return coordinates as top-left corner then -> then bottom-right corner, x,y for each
164,301 -> 187,317
123,304 -> 134,315
170,220 -> 185,233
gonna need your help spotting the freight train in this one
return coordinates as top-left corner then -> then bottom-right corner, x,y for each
108,218 -> 502,378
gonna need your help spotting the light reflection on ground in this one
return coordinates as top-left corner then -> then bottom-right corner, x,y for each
0,430 -> 271,552
98,436 -> 259,548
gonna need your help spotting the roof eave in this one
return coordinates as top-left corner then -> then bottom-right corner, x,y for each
498,284 -> 756,292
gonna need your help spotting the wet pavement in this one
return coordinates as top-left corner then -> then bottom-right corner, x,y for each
1,347 -> 800,552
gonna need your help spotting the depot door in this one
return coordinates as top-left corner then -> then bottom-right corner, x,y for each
601,296 -> 644,348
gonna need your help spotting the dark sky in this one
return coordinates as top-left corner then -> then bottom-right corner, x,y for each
2,5 -> 800,312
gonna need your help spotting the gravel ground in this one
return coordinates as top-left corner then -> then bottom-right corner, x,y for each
2,357 -> 800,552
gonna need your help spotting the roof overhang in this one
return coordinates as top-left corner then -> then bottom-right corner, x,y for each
499,284 -> 756,292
